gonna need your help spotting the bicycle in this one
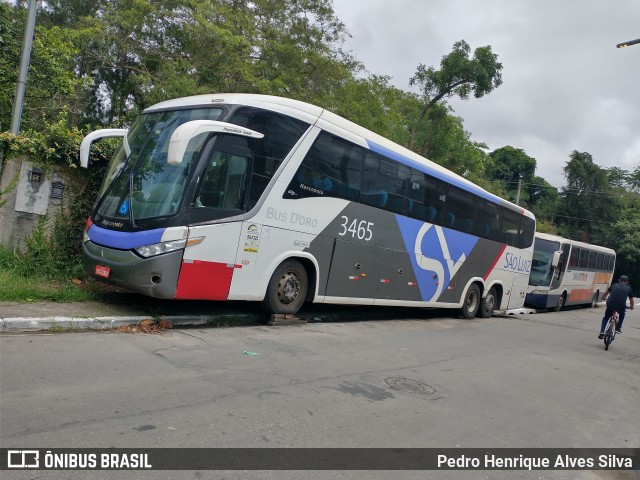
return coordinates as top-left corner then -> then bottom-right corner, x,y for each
603,310 -> 619,350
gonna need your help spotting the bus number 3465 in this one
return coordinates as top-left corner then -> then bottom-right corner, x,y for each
339,216 -> 374,241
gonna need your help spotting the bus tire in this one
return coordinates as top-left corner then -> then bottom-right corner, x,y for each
478,286 -> 497,318
590,291 -> 599,308
461,284 -> 481,319
262,259 -> 308,315
554,293 -> 566,312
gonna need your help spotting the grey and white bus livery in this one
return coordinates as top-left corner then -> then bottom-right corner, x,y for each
80,94 -> 536,318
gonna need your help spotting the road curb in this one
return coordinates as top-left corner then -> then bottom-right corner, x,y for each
0,313 -> 263,332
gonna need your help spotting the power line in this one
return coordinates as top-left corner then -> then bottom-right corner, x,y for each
550,214 -> 616,225
499,180 -> 635,198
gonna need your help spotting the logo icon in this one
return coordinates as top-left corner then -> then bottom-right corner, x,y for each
119,199 -> 130,215
7,450 -> 39,468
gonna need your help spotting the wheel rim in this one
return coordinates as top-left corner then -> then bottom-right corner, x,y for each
485,293 -> 495,312
277,271 -> 301,305
467,290 -> 479,313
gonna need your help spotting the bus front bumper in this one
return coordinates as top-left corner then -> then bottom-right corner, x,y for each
82,240 -> 182,299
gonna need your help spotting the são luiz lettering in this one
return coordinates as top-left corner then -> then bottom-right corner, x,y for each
437,454 -> 633,470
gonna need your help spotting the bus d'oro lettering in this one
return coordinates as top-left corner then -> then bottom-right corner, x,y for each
266,207 -> 317,228
290,212 -> 318,228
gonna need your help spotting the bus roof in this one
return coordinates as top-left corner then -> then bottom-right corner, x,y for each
144,93 -> 533,218
534,232 -> 615,255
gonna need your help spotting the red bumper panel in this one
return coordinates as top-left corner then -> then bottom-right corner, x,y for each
175,260 -> 234,300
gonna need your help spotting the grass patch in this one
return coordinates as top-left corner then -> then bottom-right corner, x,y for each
0,268 -> 109,302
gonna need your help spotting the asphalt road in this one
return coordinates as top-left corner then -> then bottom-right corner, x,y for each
1,304 -> 639,480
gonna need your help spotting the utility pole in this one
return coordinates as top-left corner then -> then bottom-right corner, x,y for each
11,0 -> 38,135
515,175 -> 523,206
0,0 -> 37,177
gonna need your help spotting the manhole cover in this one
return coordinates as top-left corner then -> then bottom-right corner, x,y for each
385,377 -> 437,395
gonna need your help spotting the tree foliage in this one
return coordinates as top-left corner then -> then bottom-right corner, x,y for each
407,40 -> 502,150
4,1 -> 638,290
36,0 -> 359,126
559,150 -> 617,243
0,2 -> 80,132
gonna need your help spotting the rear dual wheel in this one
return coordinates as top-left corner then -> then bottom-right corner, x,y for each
478,286 -> 498,318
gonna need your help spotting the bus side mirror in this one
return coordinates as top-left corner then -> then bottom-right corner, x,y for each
552,251 -> 562,268
167,120 -> 264,165
80,129 -> 129,168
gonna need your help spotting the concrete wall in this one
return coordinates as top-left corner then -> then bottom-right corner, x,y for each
0,157 -> 67,248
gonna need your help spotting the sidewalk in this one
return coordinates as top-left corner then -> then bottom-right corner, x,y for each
0,298 -> 264,332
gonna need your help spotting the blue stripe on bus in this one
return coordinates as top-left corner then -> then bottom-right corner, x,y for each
88,224 -> 165,250
366,140 -> 498,204
395,214 -> 479,302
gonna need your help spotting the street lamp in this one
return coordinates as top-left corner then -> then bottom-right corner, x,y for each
616,38 -> 640,48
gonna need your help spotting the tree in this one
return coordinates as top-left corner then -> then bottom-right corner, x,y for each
627,166 -> 640,192
327,74 -> 410,144
607,166 -> 629,189
407,40 -> 502,150
41,0 -> 359,126
527,176 -> 559,224
486,146 -> 536,203
0,2 -> 80,132
559,150 -> 617,243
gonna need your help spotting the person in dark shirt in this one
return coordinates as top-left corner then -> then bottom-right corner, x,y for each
598,275 -> 634,338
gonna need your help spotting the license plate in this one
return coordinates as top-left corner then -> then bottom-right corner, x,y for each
95,265 -> 110,278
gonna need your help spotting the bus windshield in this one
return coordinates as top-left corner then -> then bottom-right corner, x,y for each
95,108 -> 223,224
528,237 -> 560,287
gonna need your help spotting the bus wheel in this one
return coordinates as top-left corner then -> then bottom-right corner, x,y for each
461,284 -> 481,319
554,293 -> 566,312
263,259 -> 308,315
590,291 -> 599,308
478,286 -> 497,318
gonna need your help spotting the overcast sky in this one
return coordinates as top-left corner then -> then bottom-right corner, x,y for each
331,0 -> 640,187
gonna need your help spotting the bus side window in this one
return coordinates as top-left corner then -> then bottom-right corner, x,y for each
423,174 -> 446,226
285,131 -> 364,201
501,208 -> 521,246
229,107 -> 310,207
568,248 -> 579,269
595,253 -> 604,271
579,249 -> 589,269
445,185 -> 476,234
475,200 -> 501,242
519,216 -> 535,248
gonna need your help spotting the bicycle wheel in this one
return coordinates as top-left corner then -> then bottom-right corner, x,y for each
604,322 -> 613,350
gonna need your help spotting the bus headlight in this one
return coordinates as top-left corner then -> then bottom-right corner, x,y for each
135,239 -> 187,258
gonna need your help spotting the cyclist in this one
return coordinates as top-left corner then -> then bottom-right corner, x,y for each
598,275 -> 634,338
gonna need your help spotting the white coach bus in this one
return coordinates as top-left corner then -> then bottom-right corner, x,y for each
80,94 -> 536,318
525,232 -> 615,311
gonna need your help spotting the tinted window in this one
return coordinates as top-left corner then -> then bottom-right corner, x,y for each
519,216 -> 535,248
569,247 -> 579,268
408,169 -> 447,224
286,131 -> 363,201
475,200 -> 502,241
501,209 -> 521,247
229,107 -> 309,208
360,153 -> 409,213
444,186 -> 476,233
579,249 -> 589,268
595,253 -> 604,270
